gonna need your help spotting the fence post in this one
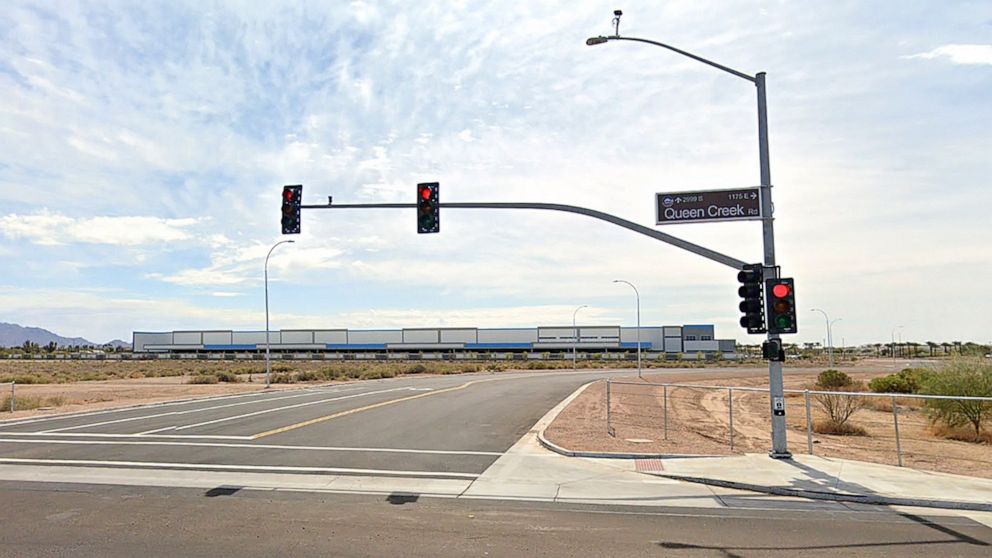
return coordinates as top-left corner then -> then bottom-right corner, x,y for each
663,384 -> 669,441
804,389 -> 813,455
892,395 -> 903,467
728,387 -> 734,451
606,379 -> 614,437
10,382 -> 15,413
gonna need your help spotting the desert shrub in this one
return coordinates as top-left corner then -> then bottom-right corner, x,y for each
868,368 -> 934,394
1,394 -> 68,412
272,364 -> 293,373
295,370 -> 320,382
270,373 -> 296,384
215,371 -> 242,383
813,419 -> 867,436
814,369 -> 867,429
0,374 -> 48,384
187,374 -> 219,384
815,369 -> 852,390
921,359 -> 992,438
527,362 -> 549,370
403,363 -> 428,375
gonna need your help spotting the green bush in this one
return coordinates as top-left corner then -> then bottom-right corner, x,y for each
921,359 -> 992,438
868,368 -> 933,394
816,369 -> 852,390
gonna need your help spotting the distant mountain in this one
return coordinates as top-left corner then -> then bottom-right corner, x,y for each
105,339 -> 132,350
0,322 -> 97,348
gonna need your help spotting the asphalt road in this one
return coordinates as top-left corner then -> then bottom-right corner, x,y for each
1,481 -> 989,557
0,369 -> 634,477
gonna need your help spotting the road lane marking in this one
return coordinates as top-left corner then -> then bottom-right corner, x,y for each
0,432 -> 254,440
251,379 -> 493,439
0,458 -> 480,479
39,388 -> 353,434
169,387 -> 415,432
0,438 -> 503,456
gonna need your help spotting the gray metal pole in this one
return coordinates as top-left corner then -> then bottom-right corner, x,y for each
757,73 -> 791,458
264,240 -> 294,387
804,389 -> 813,454
9,383 -> 14,413
606,379 -> 614,436
613,280 -> 642,379
812,308 -> 833,369
573,305 -> 588,371
728,387 -> 734,451
892,395 -> 903,467
663,384 -> 669,441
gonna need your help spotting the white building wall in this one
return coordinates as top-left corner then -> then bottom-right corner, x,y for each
173,332 -> 202,345
403,329 -> 440,343
202,331 -> 233,345
348,330 -> 403,344
280,330 -> 314,344
477,329 -> 537,344
314,330 -> 348,344
233,332 -> 269,345
440,329 -> 477,343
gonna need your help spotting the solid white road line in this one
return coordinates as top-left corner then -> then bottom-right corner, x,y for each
39,388 -> 350,434
0,432 -> 254,440
168,387 -> 415,432
0,458 -> 481,479
0,438 -> 504,456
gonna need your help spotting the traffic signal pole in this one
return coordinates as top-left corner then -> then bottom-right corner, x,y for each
757,73 -> 791,458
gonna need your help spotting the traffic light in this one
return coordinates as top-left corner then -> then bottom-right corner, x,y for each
765,278 -> 798,334
281,185 -> 302,234
738,263 -> 766,334
417,182 -> 439,234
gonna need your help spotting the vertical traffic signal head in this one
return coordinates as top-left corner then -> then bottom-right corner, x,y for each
417,182 -> 439,234
737,263 -> 767,334
765,278 -> 798,334
281,185 -> 302,234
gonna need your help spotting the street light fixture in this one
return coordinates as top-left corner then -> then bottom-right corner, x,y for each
613,280 -> 641,379
588,12 -> 790,457
572,305 -> 588,370
265,240 -> 295,387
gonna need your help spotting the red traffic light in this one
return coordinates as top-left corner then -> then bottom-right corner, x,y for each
420,186 -> 432,200
771,283 -> 791,298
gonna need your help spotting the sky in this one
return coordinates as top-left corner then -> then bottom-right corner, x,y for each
1,1 -> 990,347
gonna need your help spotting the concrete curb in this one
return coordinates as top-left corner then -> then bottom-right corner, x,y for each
651,472 -> 992,512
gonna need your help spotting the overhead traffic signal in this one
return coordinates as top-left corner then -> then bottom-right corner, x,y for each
417,182 -> 439,234
765,278 -> 798,334
738,263 -> 766,334
281,185 -> 302,235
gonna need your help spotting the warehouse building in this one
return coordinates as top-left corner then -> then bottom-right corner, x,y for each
133,324 -> 736,356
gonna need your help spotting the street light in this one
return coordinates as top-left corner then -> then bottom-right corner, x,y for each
831,318 -> 843,362
588,12 -> 790,457
613,280 -> 641,379
891,325 -> 904,360
265,240 -> 295,387
572,305 -> 588,370
810,308 -> 834,369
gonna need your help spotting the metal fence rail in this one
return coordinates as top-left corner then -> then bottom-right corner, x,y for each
605,379 -> 992,475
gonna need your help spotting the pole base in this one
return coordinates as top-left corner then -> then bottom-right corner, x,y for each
768,450 -> 793,459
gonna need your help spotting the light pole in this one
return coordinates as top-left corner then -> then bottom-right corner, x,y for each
572,305 -> 588,370
810,308 -> 833,369
265,240 -> 295,387
831,318 -> 842,363
589,12 -> 789,456
613,280 -> 641,379
891,325 -> 904,360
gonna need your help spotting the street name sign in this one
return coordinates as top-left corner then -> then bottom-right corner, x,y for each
656,187 -> 762,225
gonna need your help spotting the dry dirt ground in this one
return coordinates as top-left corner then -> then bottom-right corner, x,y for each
544,361 -> 992,479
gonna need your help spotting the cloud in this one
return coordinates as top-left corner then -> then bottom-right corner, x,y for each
904,44 -> 992,65
0,211 -> 200,246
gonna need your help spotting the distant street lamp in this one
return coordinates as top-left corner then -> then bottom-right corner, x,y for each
811,309 -> 833,368
572,305 -> 588,370
891,325 -> 904,360
831,318 -> 843,362
265,240 -> 295,387
613,280 -> 641,379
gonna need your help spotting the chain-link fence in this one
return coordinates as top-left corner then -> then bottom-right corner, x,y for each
606,379 -> 992,478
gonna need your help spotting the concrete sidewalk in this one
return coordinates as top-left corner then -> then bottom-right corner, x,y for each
652,453 -> 992,512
